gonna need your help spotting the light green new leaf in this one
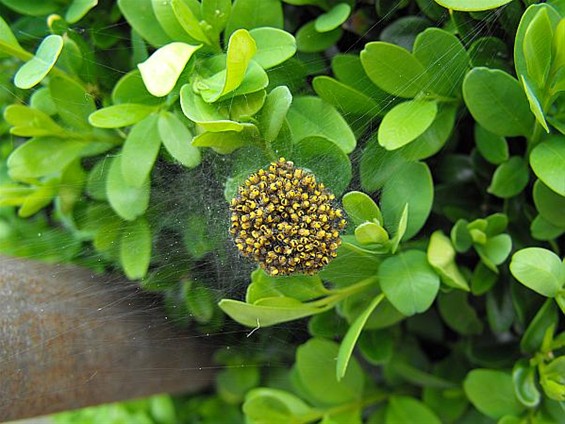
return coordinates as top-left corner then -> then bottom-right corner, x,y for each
463,67 -> 534,137
88,103 -> 157,128
315,3 -> 351,32
521,76 -> 549,132
355,221 -> 389,245
50,76 -> 96,129
512,360 -> 541,408
413,28 -> 469,97
121,114 -> 161,188
378,100 -> 437,150
523,8 -> 553,87
171,0 -> 211,44
475,233 -> 512,273
152,0 -> 200,43
106,155 -> 150,221
474,124 -> 509,165
342,191 -> 383,226
4,104 -> 66,137
286,96 -> 356,154
464,369 -> 525,419
533,180 -> 565,227
118,0 -> 172,47
379,250 -> 440,316
434,0 -> 512,11
386,396 -> 441,424
14,35 -> 64,89
530,136 -> 565,196
158,111 -> 200,168
337,293 -> 384,381
66,0 -> 98,23
199,29 -> 257,102
249,28 -> 296,69
192,130 -> 249,154
488,156 -> 529,198
112,70 -> 163,105
243,388 -> 313,423
138,42 -> 201,97
18,179 -> 58,218
0,15 -> 25,57
120,218 -> 152,280
360,42 -> 430,98
510,247 -> 565,297
427,231 -> 469,291
259,86 -> 292,142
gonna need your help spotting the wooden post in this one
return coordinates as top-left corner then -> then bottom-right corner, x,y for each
0,256 -> 215,421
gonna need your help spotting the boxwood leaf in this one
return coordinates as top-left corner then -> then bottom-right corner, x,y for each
313,76 -> 378,116
192,130 -> 250,154
386,396 -> 441,424
158,111 -> 200,168
427,230 -> 470,291
66,0 -> 98,23
463,67 -> 534,137
360,42 -> 430,98
122,114 -> 161,188
49,76 -> 96,129
88,103 -> 157,128
296,21 -> 342,53
512,359 -> 541,408
286,96 -> 356,154
530,214 -> 565,241
14,35 -> 64,89
438,291 -> 483,335
342,191 -> 382,226
464,369 -> 524,419
112,70 -> 163,105
379,250 -> 440,316
249,27 -> 296,69
474,124 -> 509,165
539,356 -> 565,401
243,388 -> 313,423
0,15 -> 25,57
520,299 -> 558,353
378,100 -> 437,150
523,8 -> 553,87
138,42 -> 201,97
292,136 -> 352,195
152,0 -> 200,43
533,180 -> 565,227
120,217 -> 152,280
225,0 -> 283,40
412,28 -> 469,97
530,135 -> 565,196
118,0 -> 173,47
434,0 -> 512,11
475,234 -> 512,273
106,155 -> 150,221
4,104 -> 66,137
521,75 -> 550,132
258,85 -> 292,142
487,156 -> 529,198
381,161 -> 433,240
510,247 -> 565,298
315,3 -> 351,32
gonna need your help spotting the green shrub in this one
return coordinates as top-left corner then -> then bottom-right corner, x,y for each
0,0 -> 563,422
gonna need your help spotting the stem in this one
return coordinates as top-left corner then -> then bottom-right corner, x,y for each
309,276 -> 379,309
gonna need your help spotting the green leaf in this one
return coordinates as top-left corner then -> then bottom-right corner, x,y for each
468,36 -> 512,72
313,76 -> 379,116
66,0 -> 98,23
427,231 -> 470,291
106,155 -> 150,221
0,15 -> 25,57
185,282 -> 215,324
412,28 -> 469,97
512,359 -> 541,408
201,0 -> 231,36
380,16 -> 433,51
258,85 -> 292,142
342,191 -> 383,226
381,161 -> 433,240
4,104 -> 66,137
7,138 -> 86,182
355,221 -> 389,245
225,0 -> 283,39
521,75 -> 550,133
296,21 -> 342,53
158,111 -> 200,168
475,233 -> 512,272
49,76 -> 96,129
451,219 -> 473,253
217,366 -> 259,404
358,329 -> 394,365
434,0 -> 512,11
540,356 -> 565,402
192,130 -> 249,154
249,27 -> 296,69
88,103 -> 157,128
286,96 -> 356,154
360,42 -> 430,98
118,0 -> 173,47
474,124 -> 509,165
315,3 -> 351,32
463,67 -> 534,137
379,250 -> 440,316
295,338 -> 364,405
521,300 -> 558,353
138,42 -> 201,97
464,369 -> 525,419
199,29 -> 257,102
510,247 -> 565,298
533,180 -> 565,227
170,0 -> 212,44
530,136 -> 565,196
523,8 -> 553,87
337,293 -> 384,380
378,100 -> 438,150
386,396 -> 441,424
14,35 -> 63,89
112,70 -> 163,106
438,291 -> 483,335
121,114 -> 161,188
151,0 -> 199,43
292,136 -> 352,195
120,217 -> 152,279
243,388 -> 313,423
18,179 -> 58,218
488,157 -> 529,198
531,214 -> 565,241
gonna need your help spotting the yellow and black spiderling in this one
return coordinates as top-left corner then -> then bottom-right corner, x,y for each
229,158 -> 346,276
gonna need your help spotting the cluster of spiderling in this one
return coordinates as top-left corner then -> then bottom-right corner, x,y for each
229,158 -> 346,276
